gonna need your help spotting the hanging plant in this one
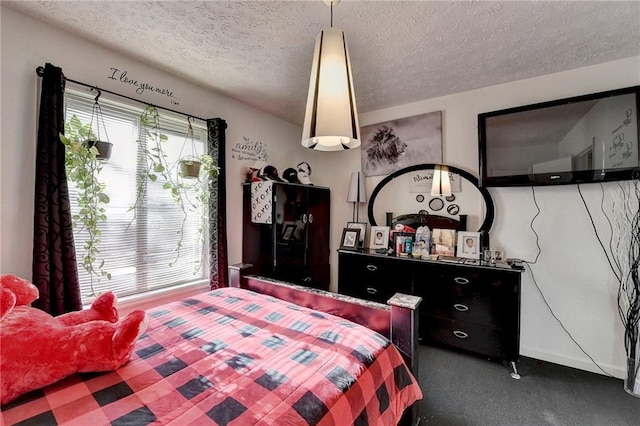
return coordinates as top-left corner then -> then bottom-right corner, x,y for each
180,159 -> 201,178
59,114 -> 111,296
175,117 -> 220,272
177,118 -> 203,179
86,91 -> 113,160
130,107 -> 220,271
183,152 -> 220,273
130,105 -> 188,266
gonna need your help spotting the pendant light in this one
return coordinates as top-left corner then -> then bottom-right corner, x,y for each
301,0 -> 360,151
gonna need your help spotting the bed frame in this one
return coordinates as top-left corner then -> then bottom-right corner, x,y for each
229,263 -> 422,425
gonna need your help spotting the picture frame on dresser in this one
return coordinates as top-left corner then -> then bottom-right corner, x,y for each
432,228 -> 456,256
457,231 -> 481,259
347,222 -> 367,248
340,228 -> 361,251
369,226 -> 390,249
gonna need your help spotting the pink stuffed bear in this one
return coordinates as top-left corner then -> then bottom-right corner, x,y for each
0,274 -> 147,405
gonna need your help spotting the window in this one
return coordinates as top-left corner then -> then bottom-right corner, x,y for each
64,91 -> 209,303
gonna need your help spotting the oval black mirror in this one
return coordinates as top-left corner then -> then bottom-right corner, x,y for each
367,163 -> 495,233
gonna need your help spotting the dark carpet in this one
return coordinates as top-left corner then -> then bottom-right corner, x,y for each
416,345 -> 640,426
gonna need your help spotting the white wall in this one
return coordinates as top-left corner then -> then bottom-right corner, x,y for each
0,6 -> 355,296
3,5 -> 640,379
0,7 -> 286,280
358,56 -> 640,378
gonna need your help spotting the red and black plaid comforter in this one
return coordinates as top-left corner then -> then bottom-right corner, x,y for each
1,287 -> 422,425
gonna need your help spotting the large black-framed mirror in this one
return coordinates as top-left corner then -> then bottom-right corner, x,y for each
367,163 -> 495,233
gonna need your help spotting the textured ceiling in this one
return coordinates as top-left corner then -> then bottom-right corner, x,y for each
5,1 -> 640,125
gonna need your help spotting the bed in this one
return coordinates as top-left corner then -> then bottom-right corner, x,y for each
1,266 -> 422,425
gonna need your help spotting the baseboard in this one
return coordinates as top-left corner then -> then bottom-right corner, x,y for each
520,346 -> 626,379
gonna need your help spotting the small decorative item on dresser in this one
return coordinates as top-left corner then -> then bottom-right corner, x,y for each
340,228 -> 361,251
414,226 -> 430,258
369,226 -> 390,249
394,232 -> 414,257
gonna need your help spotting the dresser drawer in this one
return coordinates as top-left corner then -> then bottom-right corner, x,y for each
414,265 -> 519,330
338,252 -> 412,304
421,315 -> 519,361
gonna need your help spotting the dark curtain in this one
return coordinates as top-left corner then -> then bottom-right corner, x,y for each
207,118 -> 229,288
32,63 -> 82,314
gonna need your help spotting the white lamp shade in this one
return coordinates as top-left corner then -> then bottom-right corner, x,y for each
431,166 -> 452,196
302,27 -> 360,151
347,171 -> 366,203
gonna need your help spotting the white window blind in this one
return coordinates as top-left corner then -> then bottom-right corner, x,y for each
64,91 -> 209,302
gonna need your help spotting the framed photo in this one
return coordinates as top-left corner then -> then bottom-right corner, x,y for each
369,226 -> 390,249
347,222 -> 367,248
361,111 -> 443,177
432,228 -> 456,256
281,223 -> 297,241
393,232 -> 414,257
340,228 -> 361,251
457,231 -> 481,259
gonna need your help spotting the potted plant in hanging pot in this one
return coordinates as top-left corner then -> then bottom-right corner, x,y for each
59,114 -> 111,297
85,139 -> 113,161
178,117 -> 203,179
179,157 -> 201,178
84,91 -> 114,161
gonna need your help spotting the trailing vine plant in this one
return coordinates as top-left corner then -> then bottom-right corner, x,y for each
130,106 -> 219,271
182,152 -> 220,272
129,105 -> 188,266
60,115 -> 111,296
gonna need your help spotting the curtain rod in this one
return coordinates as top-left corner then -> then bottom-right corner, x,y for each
36,66 -> 209,122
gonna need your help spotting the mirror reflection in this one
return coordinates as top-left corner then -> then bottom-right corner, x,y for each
367,164 -> 494,233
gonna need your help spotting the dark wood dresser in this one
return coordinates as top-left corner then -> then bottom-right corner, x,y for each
338,250 -> 522,364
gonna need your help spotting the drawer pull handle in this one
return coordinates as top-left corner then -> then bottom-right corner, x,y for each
453,330 -> 469,339
366,265 -> 378,272
454,277 -> 470,285
302,277 -> 312,283
453,304 -> 469,312
366,287 -> 378,295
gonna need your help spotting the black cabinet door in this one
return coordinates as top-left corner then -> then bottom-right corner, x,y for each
305,187 -> 330,268
274,184 -> 306,268
243,183 -> 331,290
